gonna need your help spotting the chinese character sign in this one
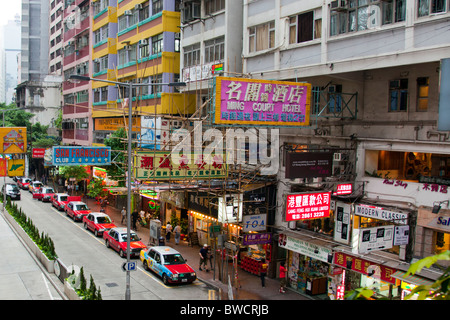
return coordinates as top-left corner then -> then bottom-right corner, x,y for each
285,191 -> 331,221
214,77 -> 311,126
135,151 -> 227,180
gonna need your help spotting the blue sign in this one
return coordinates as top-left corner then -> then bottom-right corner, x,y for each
52,146 -> 111,166
122,261 -> 136,272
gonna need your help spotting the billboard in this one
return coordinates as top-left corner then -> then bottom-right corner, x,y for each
0,127 -> 27,154
135,151 -> 227,180
32,148 -> 46,158
286,191 -> 331,221
214,76 -> 311,126
7,159 -> 25,176
285,152 -> 333,179
52,146 -> 111,166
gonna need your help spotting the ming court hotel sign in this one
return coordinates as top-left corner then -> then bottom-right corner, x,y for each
214,76 -> 311,127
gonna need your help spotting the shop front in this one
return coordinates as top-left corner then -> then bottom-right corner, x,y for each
332,249 -> 401,300
187,191 -> 219,246
278,231 -> 333,297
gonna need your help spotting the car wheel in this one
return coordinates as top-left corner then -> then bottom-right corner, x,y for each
163,274 -> 170,285
105,239 -> 110,248
94,230 -> 99,237
119,249 -> 125,258
143,260 -> 149,271
83,222 -> 88,230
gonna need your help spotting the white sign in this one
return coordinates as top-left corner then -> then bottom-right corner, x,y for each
278,233 -> 332,263
394,225 -> 410,246
358,225 -> 394,254
243,214 -> 267,232
427,214 -> 450,232
334,202 -> 351,244
218,194 -> 243,223
355,204 -> 408,225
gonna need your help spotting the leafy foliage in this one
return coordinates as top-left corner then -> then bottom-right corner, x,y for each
87,178 -> 108,199
103,127 -> 128,187
58,166 -> 89,181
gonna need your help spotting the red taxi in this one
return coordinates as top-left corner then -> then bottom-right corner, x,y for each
18,177 -> 32,190
103,227 -> 146,258
29,181 -> 43,193
51,194 -> 81,211
65,201 -> 91,222
83,212 -> 116,237
33,186 -> 55,202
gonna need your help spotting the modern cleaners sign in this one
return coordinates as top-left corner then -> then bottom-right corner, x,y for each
355,204 -> 408,225
52,146 -> 111,166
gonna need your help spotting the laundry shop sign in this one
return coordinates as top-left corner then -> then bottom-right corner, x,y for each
355,204 -> 408,225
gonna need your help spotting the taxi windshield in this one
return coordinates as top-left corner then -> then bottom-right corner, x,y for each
122,233 -> 140,242
60,196 -> 68,201
97,216 -> 111,224
75,204 -> 88,210
44,188 -> 54,193
163,254 -> 186,265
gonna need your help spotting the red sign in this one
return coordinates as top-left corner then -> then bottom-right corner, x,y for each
334,183 -> 352,195
32,148 -> 46,158
0,159 -> 6,177
285,191 -> 331,221
333,251 -> 398,285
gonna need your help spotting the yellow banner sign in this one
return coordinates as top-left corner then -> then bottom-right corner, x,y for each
8,159 -> 25,176
0,127 -> 27,154
94,117 -> 140,132
135,151 -> 227,180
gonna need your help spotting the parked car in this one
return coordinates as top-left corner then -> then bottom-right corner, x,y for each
103,227 -> 146,258
140,246 -> 196,285
83,212 -> 116,237
32,186 -> 55,201
17,177 -> 32,190
51,194 -> 81,211
65,201 -> 91,221
2,183 -> 21,200
29,181 -> 43,193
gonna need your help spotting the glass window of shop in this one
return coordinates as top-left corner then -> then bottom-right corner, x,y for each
287,252 -> 329,295
365,150 -> 450,183
435,231 -> 450,254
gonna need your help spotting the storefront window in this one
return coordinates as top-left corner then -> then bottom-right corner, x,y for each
287,251 -> 329,295
435,231 -> 450,254
294,212 -> 335,236
365,150 -> 450,182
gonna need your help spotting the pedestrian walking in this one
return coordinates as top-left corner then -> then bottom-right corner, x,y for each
165,222 -> 172,241
174,224 -> 181,244
279,261 -> 287,293
259,259 -> 268,287
121,207 -> 127,224
131,210 -> 139,230
199,244 -> 208,271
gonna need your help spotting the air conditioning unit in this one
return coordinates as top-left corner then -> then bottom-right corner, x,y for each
94,58 -> 100,63
135,4 -> 143,10
330,0 -> 348,11
140,39 -> 148,46
124,45 -> 132,50
124,10 -> 133,16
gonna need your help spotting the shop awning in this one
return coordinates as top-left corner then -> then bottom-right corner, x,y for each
391,270 -> 435,286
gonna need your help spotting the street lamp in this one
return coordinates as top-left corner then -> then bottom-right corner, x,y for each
69,74 -> 185,300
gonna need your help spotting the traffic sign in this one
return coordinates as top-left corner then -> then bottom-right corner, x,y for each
122,261 -> 137,272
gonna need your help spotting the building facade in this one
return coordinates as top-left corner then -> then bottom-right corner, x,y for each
238,0 -> 450,299
61,0 -> 92,145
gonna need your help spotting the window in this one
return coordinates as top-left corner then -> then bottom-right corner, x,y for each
139,1 -> 150,21
93,0 -> 108,16
175,33 -> 180,52
181,0 -> 201,23
150,74 -> 163,95
152,33 -> 164,55
328,85 -> 342,113
94,26 -> 108,45
118,44 -> 138,66
418,0 -> 448,16
204,36 -> 225,63
289,11 -> 321,44
94,55 -> 108,73
183,43 -> 200,67
249,21 -> 275,52
118,9 -> 139,32
205,0 -> 225,15
152,0 -> 163,15
389,79 -> 408,111
330,0 -> 406,36
417,77 -> 429,111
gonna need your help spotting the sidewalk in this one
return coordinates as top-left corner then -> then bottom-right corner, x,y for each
85,198 -> 316,300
